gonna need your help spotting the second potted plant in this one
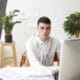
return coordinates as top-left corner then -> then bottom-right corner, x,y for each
63,12 -> 80,38
0,9 -> 21,42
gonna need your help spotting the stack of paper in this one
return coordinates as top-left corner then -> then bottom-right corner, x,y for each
0,66 -> 54,80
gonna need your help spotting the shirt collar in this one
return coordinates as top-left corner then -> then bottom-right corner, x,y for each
36,34 -> 49,44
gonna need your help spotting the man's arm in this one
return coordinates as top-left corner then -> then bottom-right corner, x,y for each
25,41 -> 42,67
56,52 -> 60,65
54,40 -> 61,65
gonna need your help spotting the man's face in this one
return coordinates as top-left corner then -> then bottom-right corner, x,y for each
37,23 -> 51,41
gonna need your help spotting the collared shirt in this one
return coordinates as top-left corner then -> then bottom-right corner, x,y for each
25,35 -> 60,67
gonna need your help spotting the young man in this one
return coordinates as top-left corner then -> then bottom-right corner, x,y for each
25,16 -> 60,67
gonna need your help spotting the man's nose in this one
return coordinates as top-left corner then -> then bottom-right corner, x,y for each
43,29 -> 47,33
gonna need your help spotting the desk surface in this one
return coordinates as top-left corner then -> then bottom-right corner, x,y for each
0,66 -> 57,80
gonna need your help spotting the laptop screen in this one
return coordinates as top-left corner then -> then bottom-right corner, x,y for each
59,39 -> 80,80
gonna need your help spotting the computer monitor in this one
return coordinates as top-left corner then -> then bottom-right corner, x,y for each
59,39 -> 80,80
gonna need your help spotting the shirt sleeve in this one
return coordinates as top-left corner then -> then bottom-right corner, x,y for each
56,40 -> 61,58
25,40 -> 42,67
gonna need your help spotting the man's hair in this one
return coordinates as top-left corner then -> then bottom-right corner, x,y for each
37,16 -> 51,25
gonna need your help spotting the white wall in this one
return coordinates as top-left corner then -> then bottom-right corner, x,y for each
1,0 -> 80,64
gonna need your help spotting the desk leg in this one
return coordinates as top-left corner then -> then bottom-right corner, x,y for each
1,45 -> 4,67
12,43 -> 17,66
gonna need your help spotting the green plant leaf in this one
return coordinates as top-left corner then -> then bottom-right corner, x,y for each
63,12 -> 80,37
0,9 -> 21,34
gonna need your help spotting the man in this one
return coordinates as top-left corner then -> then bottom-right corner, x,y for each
25,16 -> 60,67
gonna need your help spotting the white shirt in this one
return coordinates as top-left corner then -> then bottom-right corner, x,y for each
25,35 -> 60,67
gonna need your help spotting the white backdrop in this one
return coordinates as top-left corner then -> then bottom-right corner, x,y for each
1,0 -> 80,64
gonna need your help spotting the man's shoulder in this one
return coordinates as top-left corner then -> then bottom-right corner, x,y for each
26,35 -> 37,44
50,37 -> 61,49
28,35 -> 35,40
50,36 -> 59,42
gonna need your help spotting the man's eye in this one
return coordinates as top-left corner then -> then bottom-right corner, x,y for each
46,27 -> 50,30
41,27 -> 44,29
40,27 -> 50,30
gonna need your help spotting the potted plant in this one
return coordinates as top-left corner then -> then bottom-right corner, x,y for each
0,9 -> 21,42
63,12 -> 80,38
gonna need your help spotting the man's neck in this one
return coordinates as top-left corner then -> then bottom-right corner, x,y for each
38,35 -> 49,42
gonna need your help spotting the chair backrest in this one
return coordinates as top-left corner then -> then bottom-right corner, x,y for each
20,51 -> 30,67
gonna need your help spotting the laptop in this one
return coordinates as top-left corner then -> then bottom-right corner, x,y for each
59,39 -> 80,80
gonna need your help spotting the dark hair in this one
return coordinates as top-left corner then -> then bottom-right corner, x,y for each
37,16 -> 51,25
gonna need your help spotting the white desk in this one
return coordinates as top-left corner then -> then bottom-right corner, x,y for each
0,66 -> 57,80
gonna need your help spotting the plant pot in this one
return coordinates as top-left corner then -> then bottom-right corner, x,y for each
5,35 -> 13,43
